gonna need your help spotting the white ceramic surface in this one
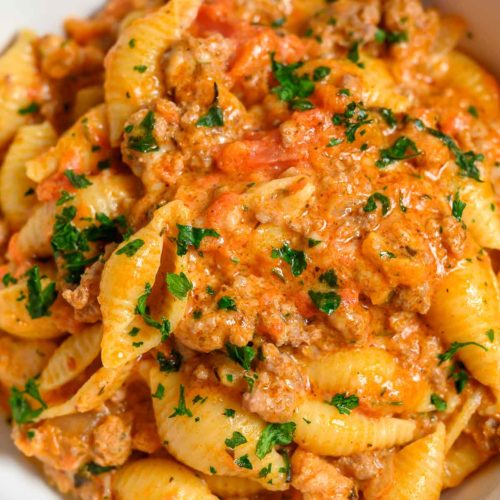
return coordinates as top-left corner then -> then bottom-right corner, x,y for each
0,1 -> 498,498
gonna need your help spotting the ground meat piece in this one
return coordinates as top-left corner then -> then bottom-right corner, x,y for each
307,0 -> 381,58
121,100 -> 184,192
91,415 -> 132,467
13,413 -> 96,471
257,290 -> 320,347
292,448 -> 355,500
243,343 -> 305,422
439,215 -> 466,257
62,259 -> 104,323
174,274 -> 259,352
391,282 -> 432,314
335,449 -> 390,481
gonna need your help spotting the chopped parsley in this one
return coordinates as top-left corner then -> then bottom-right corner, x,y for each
225,431 -> 248,449
25,266 -> 57,319
486,329 -> 495,342
2,273 -> 18,286
451,191 -> 466,222
217,296 -> 237,311
467,105 -> 479,118
209,466 -> 217,474
380,251 -> 396,259
152,383 -> 165,400
327,137 -> 343,147
426,127 -> 483,181
225,342 -> 256,370
168,384 -> 192,418
235,454 -> 253,470
192,395 -> 207,405
166,272 -> 193,299
256,422 -> 296,459
132,341 -> 144,348
9,377 -> 47,424
270,53 -> 315,111
379,108 -> 397,128
363,192 -> 391,216
24,187 -> 35,196
430,393 -> 447,412
437,341 -> 488,365
278,449 -> 292,482
56,190 -> 75,206
196,82 -> 225,127
271,243 -> 307,277
86,463 -> 115,475
157,350 -> 182,372
128,327 -> 140,337
223,408 -> 236,417
116,239 -> 143,258
64,170 -> 92,189
135,283 -> 171,340
308,290 -> 341,315
176,224 -> 220,256
271,17 -> 286,28
319,269 -> 338,288
133,65 -> 147,73
128,38 -> 136,48
374,29 -> 408,44
326,393 -> 359,415
127,110 -> 160,153
18,102 -> 40,115
448,362 -> 469,394
308,238 -> 321,248
332,101 -> 372,143
376,136 -> 420,168
347,41 -> 364,68
313,66 -> 331,82
259,463 -> 272,478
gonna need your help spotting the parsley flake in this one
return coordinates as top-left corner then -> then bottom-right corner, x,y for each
225,431 -> 248,449
166,272 -> 193,299
2,273 -> 18,287
430,393 -> 447,412
308,290 -> 341,315
271,243 -> 307,276
376,136 -> 420,168
225,342 -> 256,370
326,393 -> 359,415
235,454 -> 253,470
176,224 -> 220,256
152,383 -> 165,400
270,53 -> 315,111
64,170 -> 92,189
256,422 -> 296,459
196,83 -> 224,127
116,239 -> 145,257
157,350 -> 182,372
363,192 -> 391,216
451,191 -> 466,222
25,266 -> 57,319
438,341 -> 488,365
127,110 -> 159,153
18,102 -> 40,115
9,377 -> 47,424
218,296 -> 237,311
169,384 -> 192,418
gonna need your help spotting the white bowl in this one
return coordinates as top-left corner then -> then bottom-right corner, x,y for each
0,1 -> 498,498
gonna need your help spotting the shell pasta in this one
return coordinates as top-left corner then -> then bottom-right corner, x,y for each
0,0 -> 498,499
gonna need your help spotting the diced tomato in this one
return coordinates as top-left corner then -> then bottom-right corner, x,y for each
36,173 -> 73,202
294,290 -> 318,319
216,130 -> 304,179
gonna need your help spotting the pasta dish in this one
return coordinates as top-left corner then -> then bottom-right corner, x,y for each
0,0 -> 499,498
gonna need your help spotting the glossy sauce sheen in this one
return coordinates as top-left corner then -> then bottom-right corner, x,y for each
0,0 -> 499,499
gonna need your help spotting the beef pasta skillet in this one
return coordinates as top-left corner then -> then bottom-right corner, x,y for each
0,0 -> 499,498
